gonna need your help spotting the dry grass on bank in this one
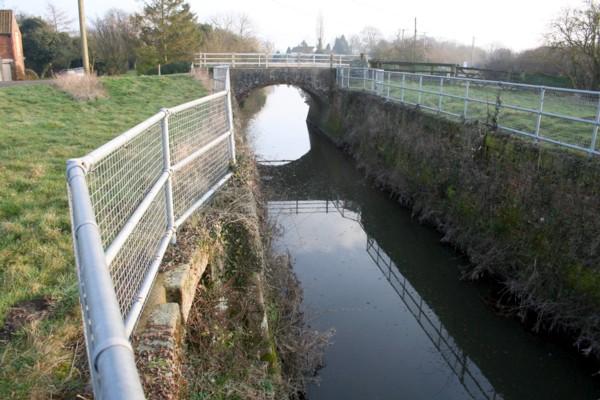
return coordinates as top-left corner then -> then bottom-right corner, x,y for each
191,68 -> 213,92
54,73 -> 107,101
169,140 -> 331,400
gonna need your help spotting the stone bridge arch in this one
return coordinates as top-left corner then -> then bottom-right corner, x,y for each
229,67 -> 336,104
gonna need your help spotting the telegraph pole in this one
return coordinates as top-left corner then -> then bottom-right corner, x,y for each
77,0 -> 91,74
470,36 -> 475,67
413,17 -> 417,63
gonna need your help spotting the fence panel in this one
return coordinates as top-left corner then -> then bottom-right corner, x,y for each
67,68 -> 236,400
196,52 -> 359,68
338,67 -> 600,156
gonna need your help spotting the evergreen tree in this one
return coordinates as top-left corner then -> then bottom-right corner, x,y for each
332,35 -> 351,54
134,0 -> 202,68
20,17 -> 79,76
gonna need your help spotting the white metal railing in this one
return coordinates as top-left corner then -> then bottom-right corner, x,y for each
268,200 -> 501,399
66,66 -> 235,399
337,67 -> 600,155
365,239 -> 502,400
195,52 -> 359,68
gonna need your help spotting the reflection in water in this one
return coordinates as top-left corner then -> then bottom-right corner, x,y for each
269,200 -> 501,400
246,85 -> 600,400
247,86 -> 311,164
364,240 -> 500,400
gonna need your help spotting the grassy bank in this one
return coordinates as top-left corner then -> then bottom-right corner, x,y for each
0,74 -> 206,398
348,76 -> 599,150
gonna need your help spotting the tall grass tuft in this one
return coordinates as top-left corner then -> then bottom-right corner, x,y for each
54,73 -> 108,101
190,67 -> 213,92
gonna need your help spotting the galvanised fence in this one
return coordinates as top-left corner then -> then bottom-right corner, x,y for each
196,52 -> 359,68
66,66 -> 235,399
337,67 -> 600,155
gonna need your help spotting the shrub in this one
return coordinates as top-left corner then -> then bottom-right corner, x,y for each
53,73 -> 107,101
24,69 -> 39,80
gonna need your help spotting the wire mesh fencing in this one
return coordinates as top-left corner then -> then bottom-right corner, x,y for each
337,68 -> 600,155
66,68 -> 235,400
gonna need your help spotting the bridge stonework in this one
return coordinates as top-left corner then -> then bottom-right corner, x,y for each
229,67 -> 336,104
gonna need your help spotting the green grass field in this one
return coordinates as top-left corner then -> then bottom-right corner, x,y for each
0,74 -> 206,398
348,74 -> 600,152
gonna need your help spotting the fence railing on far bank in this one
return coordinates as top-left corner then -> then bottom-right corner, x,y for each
66,66 -> 235,400
337,67 -> 600,156
195,52 -> 360,68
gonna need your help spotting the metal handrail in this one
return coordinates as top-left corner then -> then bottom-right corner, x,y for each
66,66 -> 236,399
337,67 -> 600,155
195,52 -> 360,68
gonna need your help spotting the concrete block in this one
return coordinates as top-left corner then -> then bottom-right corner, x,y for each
163,253 -> 208,322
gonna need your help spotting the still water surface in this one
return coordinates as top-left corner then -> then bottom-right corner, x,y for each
245,85 -> 600,400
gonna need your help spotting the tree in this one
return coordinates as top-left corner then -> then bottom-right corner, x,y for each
134,0 -> 202,68
349,34 -> 361,54
20,17 -> 79,76
548,0 -> 600,89
359,26 -> 382,55
199,19 -> 261,53
315,12 -> 325,53
210,12 -> 255,39
45,2 -> 74,32
332,35 -> 350,54
90,10 -> 137,75
485,48 -> 515,71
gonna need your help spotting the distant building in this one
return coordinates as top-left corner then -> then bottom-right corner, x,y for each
0,10 -> 25,80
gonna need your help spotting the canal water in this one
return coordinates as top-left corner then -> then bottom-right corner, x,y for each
244,85 -> 600,400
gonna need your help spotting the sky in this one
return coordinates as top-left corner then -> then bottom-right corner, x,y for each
5,0 -> 586,52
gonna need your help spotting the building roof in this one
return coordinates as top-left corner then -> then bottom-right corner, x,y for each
0,10 -> 14,35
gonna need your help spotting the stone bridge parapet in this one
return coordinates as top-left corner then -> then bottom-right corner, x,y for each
229,67 -> 335,104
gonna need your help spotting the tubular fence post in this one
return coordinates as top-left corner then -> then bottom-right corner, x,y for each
363,69 -> 366,90
226,68 -> 236,165
66,160 -> 146,400
266,53 -> 269,68
418,75 -> 423,105
401,73 -> 406,102
160,109 -> 176,244
371,70 -> 375,92
591,96 -> 600,153
535,87 -> 545,141
347,67 -> 350,88
386,72 -> 391,99
438,77 -> 444,113
464,81 -> 470,119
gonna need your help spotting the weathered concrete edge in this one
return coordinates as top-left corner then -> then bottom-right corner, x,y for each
132,245 -> 208,398
131,98 -> 278,398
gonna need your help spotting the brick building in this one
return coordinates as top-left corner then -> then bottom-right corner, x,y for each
0,10 -> 25,80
